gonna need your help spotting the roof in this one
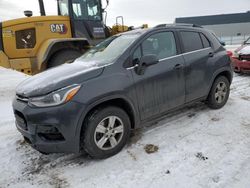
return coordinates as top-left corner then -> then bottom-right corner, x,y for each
175,11 -> 250,26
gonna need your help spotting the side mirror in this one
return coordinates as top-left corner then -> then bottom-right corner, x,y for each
103,0 -> 109,10
220,40 -> 226,46
141,54 -> 159,66
136,54 -> 159,75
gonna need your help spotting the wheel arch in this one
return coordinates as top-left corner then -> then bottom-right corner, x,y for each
36,38 -> 90,70
207,67 -> 233,97
76,96 -> 139,151
84,97 -> 137,129
214,70 -> 233,84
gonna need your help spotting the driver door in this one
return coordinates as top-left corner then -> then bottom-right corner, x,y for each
130,31 -> 185,120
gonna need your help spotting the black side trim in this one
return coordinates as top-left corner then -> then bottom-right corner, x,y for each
0,22 -> 3,51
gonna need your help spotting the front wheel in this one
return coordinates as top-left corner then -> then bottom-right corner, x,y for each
206,76 -> 230,109
82,106 -> 131,159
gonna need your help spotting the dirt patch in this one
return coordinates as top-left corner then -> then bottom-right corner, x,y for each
28,156 -> 51,175
144,144 -> 159,154
49,173 -> 69,188
187,113 -> 196,118
12,139 -> 89,187
195,152 -> 208,161
16,139 -> 28,146
211,117 -> 220,122
212,176 -> 220,183
127,150 -> 137,161
15,138 -> 31,151
165,170 -> 171,174
230,86 -> 236,91
241,121 -> 250,129
241,96 -> 250,101
128,129 -> 142,146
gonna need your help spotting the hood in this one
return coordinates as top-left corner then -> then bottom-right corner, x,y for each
16,61 -> 104,98
235,45 -> 250,55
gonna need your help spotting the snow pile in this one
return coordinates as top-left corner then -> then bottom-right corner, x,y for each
0,68 -> 29,121
0,67 -> 250,188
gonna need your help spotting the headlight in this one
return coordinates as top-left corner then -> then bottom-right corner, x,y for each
28,84 -> 81,107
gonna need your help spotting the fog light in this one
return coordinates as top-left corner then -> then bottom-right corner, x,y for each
37,126 -> 65,141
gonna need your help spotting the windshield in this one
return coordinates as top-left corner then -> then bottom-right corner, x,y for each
245,38 -> 250,44
58,0 -> 102,20
58,0 -> 69,16
86,0 -> 102,20
74,34 -> 140,67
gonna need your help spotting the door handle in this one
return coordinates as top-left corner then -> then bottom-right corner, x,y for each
174,64 -> 183,70
209,52 -> 214,57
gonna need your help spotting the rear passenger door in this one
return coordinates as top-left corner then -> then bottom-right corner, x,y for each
179,31 -> 214,102
130,31 -> 185,120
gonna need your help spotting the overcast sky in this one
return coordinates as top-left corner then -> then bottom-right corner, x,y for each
0,0 -> 250,27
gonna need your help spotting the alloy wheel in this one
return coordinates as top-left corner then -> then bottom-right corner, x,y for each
94,116 -> 124,150
215,82 -> 227,104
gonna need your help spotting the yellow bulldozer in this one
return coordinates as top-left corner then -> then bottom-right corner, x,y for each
0,0 -> 147,75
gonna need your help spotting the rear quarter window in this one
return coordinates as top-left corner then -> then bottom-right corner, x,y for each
180,31 -> 203,53
200,33 -> 211,48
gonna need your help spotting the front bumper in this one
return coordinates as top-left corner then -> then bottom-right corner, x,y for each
12,98 -> 86,154
231,57 -> 250,73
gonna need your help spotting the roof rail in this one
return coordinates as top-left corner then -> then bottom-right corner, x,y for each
154,23 -> 203,28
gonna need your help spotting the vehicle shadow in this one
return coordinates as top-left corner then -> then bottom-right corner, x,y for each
137,102 -> 208,133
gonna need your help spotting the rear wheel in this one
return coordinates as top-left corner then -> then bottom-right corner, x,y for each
206,76 -> 230,109
48,49 -> 82,68
82,106 -> 131,159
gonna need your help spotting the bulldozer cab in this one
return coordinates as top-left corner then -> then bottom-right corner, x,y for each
57,0 -> 108,45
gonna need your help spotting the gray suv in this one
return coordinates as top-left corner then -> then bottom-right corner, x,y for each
13,24 -> 233,159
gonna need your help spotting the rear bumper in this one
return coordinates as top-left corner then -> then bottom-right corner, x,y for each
231,57 -> 250,73
12,98 -> 86,154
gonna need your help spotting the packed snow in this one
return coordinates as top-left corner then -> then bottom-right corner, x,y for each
0,67 -> 250,188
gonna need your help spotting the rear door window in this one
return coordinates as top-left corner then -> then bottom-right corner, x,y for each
180,31 -> 203,53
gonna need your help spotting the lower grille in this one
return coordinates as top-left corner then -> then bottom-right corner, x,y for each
239,54 -> 250,61
38,127 -> 65,141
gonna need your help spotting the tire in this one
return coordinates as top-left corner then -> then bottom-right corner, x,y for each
48,49 -> 82,68
82,106 -> 131,159
206,76 -> 230,109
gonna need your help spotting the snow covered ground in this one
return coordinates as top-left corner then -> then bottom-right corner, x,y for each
0,67 -> 250,188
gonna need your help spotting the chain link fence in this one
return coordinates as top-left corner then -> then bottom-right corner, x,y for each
219,35 -> 250,45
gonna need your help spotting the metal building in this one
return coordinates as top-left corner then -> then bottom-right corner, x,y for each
175,12 -> 250,45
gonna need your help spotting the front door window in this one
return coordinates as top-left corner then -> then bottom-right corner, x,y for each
141,32 -> 177,60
